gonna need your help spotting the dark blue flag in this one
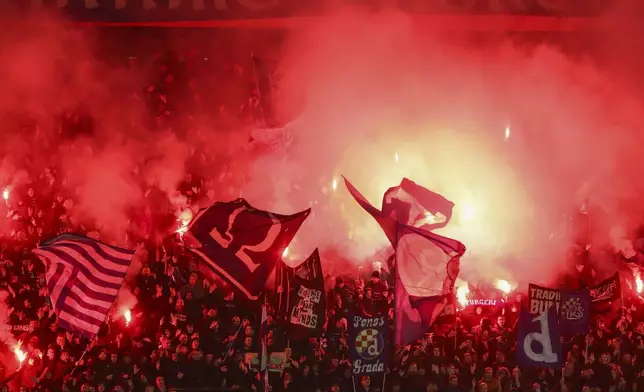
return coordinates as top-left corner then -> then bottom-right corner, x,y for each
185,199 -> 310,300
348,314 -> 388,375
560,289 -> 590,335
517,306 -> 563,368
288,249 -> 326,340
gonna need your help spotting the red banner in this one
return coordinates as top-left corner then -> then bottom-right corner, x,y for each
2,0 -> 605,27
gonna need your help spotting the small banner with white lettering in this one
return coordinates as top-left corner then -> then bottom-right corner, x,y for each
348,314 -> 388,375
529,273 -> 620,316
589,272 -> 620,303
287,249 -> 325,339
528,284 -> 561,315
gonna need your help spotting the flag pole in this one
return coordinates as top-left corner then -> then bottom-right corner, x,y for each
262,294 -> 270,392
392,221 -> 399,365
67,340 -> 93,378
249,52 -> 268,128
286,266 -> 291,349
223,323 -> 243,362
620,271 -> 625,312
276,261 -> 284,313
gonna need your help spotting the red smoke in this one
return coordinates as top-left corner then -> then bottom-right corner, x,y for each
0,5 -> 642,304
254,6 -> 644,288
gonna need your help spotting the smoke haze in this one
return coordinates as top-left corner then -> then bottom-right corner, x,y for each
250,6 -> 644,288
0,5 -> 642,299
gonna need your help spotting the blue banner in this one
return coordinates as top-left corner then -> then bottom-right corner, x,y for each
348,314 -> 388,375
2,0 -> 604,23
560,289 -> 590,335
517,306 -> 563,369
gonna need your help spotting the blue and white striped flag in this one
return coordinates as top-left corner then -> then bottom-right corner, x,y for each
33,233 -> 134,338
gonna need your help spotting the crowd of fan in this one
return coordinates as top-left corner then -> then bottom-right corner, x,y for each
3,183 -> 644,392
2,235 -> 644,392
0,51 -> 643,392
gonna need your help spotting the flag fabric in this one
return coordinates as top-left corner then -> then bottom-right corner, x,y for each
395,287 -> 453,345
517,306 -> 563,368
343,177 -> 466,345
382,178 -> 455,231
251,54 -> 281,128
287,249 -> 326,339
184,199 -> 310,300
32,233 -> 134,338
343,177 -> 464,253
260,300 -> 269,392
394,222 -> 464,345
589,272 -> 621,303
528,283 -> 561,315
559,289 -> 591,335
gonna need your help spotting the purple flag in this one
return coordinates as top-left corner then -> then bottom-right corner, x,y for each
560,289 -> 590,335
382,178 -> 454,231
517,306 -> 563,369
343,177 -> 466,345
185,199 -> 310,300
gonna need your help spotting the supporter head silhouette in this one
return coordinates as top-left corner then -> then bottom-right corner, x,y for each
155,376 -> 165,391
360,376 -> 370,390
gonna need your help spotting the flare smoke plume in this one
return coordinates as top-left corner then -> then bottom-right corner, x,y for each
0,6 -> 642,297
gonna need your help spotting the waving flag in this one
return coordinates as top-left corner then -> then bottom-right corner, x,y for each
185,199 -> 310,300
343,178 -> 465,345
394,223 -> 464,345
382,178 -> 454,231
33,234 -> 134,338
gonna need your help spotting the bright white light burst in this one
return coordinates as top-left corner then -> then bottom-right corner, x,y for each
495,279 -> 513,294
456,285 -> 470,309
